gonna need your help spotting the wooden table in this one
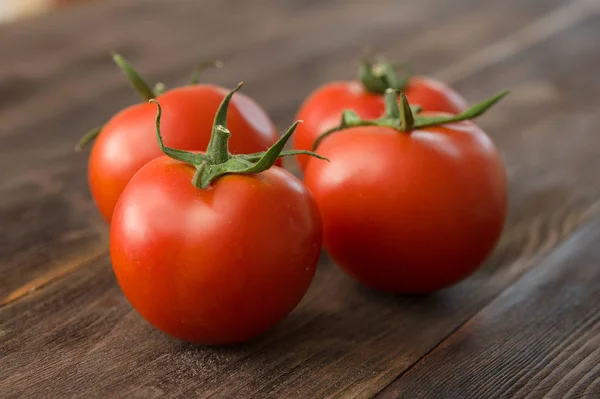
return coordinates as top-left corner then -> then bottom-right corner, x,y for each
2,0 -> 600,397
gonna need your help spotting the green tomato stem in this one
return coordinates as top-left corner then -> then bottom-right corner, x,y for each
205,82 -> 242,164
398,91 -> 414,131
74,125 -> 103,152
358,55 -> 411,95
112,52 -> 155,101
384,88 -> 400,119
75,55 -> 225,153
151,84 -> 327,189
411,91 -> 509,128
313,89 -> 509,150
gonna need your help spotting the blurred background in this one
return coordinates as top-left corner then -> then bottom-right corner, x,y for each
0,0 -> 87,24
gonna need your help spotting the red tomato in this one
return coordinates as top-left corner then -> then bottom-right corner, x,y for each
109,83 -> 324,344
293,76 -> 467,171
89,85 -> 278,222
110,156 -> 322,344
304,113 -> 506,293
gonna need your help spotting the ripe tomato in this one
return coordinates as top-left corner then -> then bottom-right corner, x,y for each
304,91 -> 507,293
111,158 -> 321,344
110,84 -> 324,344
84,55 -> 279,222
293,59 -> 467,171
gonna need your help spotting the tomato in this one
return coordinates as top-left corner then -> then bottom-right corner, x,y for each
110,84 -> 324,344
83,54 -> 279,222
303,90 -> 507,293
293,59 -> 467,171
111,158 -> 321,344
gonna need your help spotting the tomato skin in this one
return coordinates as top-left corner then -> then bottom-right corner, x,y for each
304,117 -> 506,293
88,85 -> 278,222
404,76 -> 468,115
293,82 -> 383,171
293,77 -> 467,170
110,156 -> 322,344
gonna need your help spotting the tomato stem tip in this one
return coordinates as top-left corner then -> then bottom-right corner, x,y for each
358,55 -> 411,95
112,52 -> 156,102
75,125 -> 103,152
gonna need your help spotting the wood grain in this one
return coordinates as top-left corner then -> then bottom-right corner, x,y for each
2,0 -> 600,397
377,215 -> 600,398
453,11 -> 600,278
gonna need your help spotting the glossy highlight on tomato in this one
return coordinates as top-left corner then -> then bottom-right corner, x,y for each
293,58 -> 467,171
111,159 -> 321,344
304,91 -> 508,293
110,84 -> 324,344
83,55 -> 279,222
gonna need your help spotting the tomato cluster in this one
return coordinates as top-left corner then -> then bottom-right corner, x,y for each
80,54 -> 507,344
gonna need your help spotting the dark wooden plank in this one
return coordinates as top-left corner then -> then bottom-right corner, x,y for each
0,0 -> 563,304
451,4 -> 600,278
2,0 -> 600,397
377,215 -> 600,399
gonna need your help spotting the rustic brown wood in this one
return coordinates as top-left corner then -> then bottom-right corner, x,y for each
377,215 -> 600,398
2,0 -> 600,397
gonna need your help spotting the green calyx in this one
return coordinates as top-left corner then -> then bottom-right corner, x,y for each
313,89 -> 509,150
75,53 -> 153,151
358,55 -> 412,94
112,53 -> 223,99
151,82 -> 327,189
112,52 -> 156,101
75,53 -> 223,152
75,125 -> 103,152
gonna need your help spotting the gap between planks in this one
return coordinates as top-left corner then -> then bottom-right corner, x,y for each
374,199 -> 600,398
2,0 -> 598,311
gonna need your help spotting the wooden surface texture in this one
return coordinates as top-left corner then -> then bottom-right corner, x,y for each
1,0 -> 600,397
